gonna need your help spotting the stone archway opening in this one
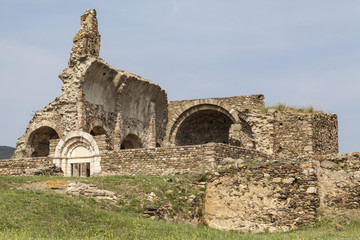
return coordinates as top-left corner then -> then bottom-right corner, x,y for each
54,131 -> 101,177
121,134 -> 143,149
175,110 -> 234,146
28,126 -> 59,157
90,126 -> 107,136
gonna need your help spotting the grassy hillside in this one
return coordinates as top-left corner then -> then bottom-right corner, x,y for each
0,146 -> 14,159
0,175 -> 359,239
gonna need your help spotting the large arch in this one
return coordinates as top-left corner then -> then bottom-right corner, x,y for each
120,134 -> 143,149
175,109 -> 235,146
28,126 -> 60,157
168,104 -> 237,146
54,131 -> 101,176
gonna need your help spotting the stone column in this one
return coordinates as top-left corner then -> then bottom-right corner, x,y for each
147,102 -> 157,148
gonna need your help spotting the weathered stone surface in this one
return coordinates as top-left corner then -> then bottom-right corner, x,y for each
203,163 -> 319,233
311,153 -> 360,209
321,160 -> 336,169
306,187 -> 317,193
24,163 -> 63,176
20,180 -> 120,202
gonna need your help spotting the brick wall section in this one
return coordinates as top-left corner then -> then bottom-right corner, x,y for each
203,161 -> 319,232
0,157 -> 51,176
99,143 -> 268,176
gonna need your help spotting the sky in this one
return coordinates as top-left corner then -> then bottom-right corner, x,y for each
0,0 -> 359,153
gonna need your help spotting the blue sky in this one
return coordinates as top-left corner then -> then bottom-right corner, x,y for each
0,0 -> 359,153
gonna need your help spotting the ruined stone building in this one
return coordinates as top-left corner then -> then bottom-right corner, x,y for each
11,9 -> 338,177
3,9 -> 359,233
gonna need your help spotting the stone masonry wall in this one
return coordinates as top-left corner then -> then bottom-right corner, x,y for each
312,113 -> 338,155
272,111 -> 314,159
164,95 -> 265,146
0,157 -> 51,176
203,161 -> 319,232
168,95 -> 265,115
99,143 -> 268,176
272,111 -> 338,159
307,153 -> 360,209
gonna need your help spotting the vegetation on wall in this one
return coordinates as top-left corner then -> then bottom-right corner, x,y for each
263,103 -> 324,114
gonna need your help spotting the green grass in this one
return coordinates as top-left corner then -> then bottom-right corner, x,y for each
263,103 -> 323,114
0,176 -> 359,239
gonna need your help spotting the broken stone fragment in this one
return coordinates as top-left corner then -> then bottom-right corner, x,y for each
306,187 -> 317,194
146,204 -> 159,211
283,178 -> 295,184
320,160 -> 336,169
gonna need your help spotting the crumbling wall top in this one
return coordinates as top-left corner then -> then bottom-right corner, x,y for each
69,9 -> 101,66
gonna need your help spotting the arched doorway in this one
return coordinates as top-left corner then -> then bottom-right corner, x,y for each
54,131 -> 101,177
121,134 -> 142,149
69,146 -> 92,177
28,126 -> 59,157
175,109 -> 234,146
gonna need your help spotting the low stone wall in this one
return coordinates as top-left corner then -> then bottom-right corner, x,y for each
212,144 -> 268,161
0,157 -> 51,176
0,144 -> 267,176
203,161 -> 319,232
308,153 -> 360,209
99,143 -> 268,176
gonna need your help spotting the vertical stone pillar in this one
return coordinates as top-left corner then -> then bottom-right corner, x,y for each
147,102 -> 157,148
113,112 -> 123,150
77,90 -> 86,131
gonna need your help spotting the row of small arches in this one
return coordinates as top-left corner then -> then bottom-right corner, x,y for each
28,126 -> 144,157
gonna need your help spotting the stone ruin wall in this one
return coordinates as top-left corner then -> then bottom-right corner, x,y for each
203,162 -> 319,233
165,95 -> 265,147
312,114 -> 339,155
13,9 -> 168,159
12,9 -> 103,159
13,58 -> 168,158
272,111 -> 338,159
1,8 -> 350,233
203,152 -> 360,232
313,153 -> 360,209
99,143 -> 268,176
0,157 -> 51,176
165,95 -> 338,159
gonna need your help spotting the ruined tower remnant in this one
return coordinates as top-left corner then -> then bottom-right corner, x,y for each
11,9 -> 338,177
69,9 -> 101,66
